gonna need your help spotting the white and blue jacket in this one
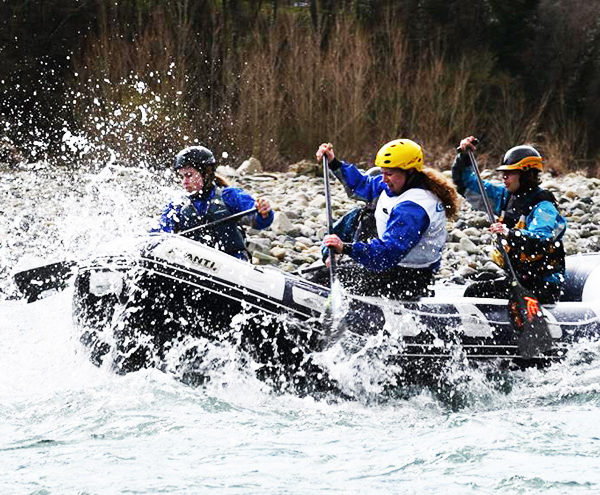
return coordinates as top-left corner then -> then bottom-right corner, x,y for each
331,160 -> 447,272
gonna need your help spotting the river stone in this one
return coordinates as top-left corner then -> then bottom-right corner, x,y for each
289,159 -> 317,176
294,241 -> 309,251
309,195 -> 326,208
284,210 -> 301,219
469,215 -> 490,228
237,157 -> 263,176
482,261 -> 503,272
303,219 -> 320,229
459,237 -> 480,254
216,165 -> 237,177
445,242 -> 460,252
269,246 -> 287,260
458,266 -> 477,278
315,226 -> 327,239
449,229 -> 466,242
462,227 -> 480,237
247,238 -> 271,253
564,189 -> 578,199
253,251 -> 279,265
294,236 -> 313,245
299,225 -> 315,238
293,193 -> 310,206
579,226 -> 597,238
270,211 -> 294,234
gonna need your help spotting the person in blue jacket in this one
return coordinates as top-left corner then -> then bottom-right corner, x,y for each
453,136 -> 567,303
314,139 -> 460,300
153,146 -> 273,260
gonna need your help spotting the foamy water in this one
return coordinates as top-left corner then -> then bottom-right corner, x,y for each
2,282 -> 600,493
2,163 -> 600,493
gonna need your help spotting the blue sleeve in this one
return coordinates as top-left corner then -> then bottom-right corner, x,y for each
348,201 -> 430,271
151,202 -> 179,233
451,153 -> 508,215
333,161 -> 387,202
520,201 -> 567,241
222,187 -> 274,230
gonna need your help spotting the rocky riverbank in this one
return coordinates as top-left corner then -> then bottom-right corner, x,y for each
2,158 -> 599,298
234,163 -> 600,283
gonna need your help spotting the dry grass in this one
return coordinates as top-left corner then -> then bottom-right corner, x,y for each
68,5 -> 594,173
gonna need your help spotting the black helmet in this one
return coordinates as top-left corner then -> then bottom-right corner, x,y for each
497,145 -> 543,172
173,146 -> 216,171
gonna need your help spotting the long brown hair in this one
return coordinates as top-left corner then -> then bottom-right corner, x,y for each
199,168 -> 229,198
420,167 -> 461,220
517,169 -> 541,193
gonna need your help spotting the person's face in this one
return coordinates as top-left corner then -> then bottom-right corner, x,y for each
381,167 -> 408,195
501,170 -> 521,193
178,166 -> 204,194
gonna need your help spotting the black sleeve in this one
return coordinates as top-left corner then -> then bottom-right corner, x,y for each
451,152 -> 471,196
328,157 -> 342,171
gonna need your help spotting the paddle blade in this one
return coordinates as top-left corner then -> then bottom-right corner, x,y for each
508,285 -> 553,358
13,261 -> 76,303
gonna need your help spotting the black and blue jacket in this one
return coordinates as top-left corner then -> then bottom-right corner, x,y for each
452,153 -> 567,287
153,186 -> 273,260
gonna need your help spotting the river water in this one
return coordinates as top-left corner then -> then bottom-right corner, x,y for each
2,165 -> 600,493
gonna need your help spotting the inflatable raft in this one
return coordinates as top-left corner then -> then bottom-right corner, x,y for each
73,234 -> 600,385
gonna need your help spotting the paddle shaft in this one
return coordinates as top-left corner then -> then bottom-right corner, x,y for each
322,154 -> 337,285
178,207 -> 258,237
465,150 -> 520,282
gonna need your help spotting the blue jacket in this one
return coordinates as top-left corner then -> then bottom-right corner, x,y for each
153,186 -> 273,259
452,153 -> 566,285
328,160 -> 433,272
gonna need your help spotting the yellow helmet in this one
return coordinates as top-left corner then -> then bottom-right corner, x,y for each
374,139 -> 424,171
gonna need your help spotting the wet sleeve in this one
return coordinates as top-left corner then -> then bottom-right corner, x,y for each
510,201 -> 566,244
332,161 -> 386,203
223,187 -> 274,230
151,202 -> 178,233
347,201 -> 430,271
451,153 -> 507,215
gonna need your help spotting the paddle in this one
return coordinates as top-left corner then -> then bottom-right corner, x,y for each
322,154 -> 337,286
13,259 -> 77,303
179,207 -> 257,237
463,146 -> 553,358
12,207 -> 260,303
318,152 -> 351,347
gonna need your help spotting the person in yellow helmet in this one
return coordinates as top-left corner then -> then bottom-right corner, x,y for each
312,139 -> 460,300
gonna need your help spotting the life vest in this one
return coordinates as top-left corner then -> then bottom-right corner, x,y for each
352,204 -> 378,242
176,187 -> 248,257
498,187 -> 565,281
374,188 -> 447,268
502,188 -> 557,228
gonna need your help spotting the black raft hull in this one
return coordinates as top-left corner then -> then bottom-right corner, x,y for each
73,235 -> 600,384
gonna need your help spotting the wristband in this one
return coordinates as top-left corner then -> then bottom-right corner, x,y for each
329,158 -> 342,171
342,242 -> 353,256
